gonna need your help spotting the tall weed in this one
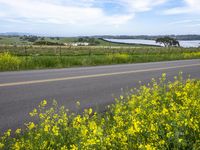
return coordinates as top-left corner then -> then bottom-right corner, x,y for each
0,52 -> 21,71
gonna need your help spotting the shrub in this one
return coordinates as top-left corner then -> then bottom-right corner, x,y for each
33,41 -> 64,46
0,52 -> 21,71
183,52 -> 200,58
1,74 -> 200,149
106,53 -> 130,63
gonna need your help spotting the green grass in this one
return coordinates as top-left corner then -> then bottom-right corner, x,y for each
0,41 -> 200,71
0,51 -> 200,71
0,36 -> 78,45
0,36 -> 30,45
0,44 -> 200,56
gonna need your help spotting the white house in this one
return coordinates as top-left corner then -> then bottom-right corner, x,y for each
64,42 -> 89,46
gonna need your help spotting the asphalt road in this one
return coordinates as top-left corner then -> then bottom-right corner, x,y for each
0,59 -> 200,133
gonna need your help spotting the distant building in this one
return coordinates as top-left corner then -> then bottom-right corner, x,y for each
64,42 -> 89,46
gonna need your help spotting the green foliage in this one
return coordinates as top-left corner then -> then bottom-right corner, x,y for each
156,37 -> 180,47
33,41 -> 64,46
20,35 -> 39,42
0,52 -> 21,71
106,53 -> 130,63
1,74 -> 200,149
76,37 -> 100,45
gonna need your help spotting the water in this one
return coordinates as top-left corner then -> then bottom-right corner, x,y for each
105,39 -> 200,48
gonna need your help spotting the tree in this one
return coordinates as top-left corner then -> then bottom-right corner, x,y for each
78,38 -> 84,42
156,37 -> 180,47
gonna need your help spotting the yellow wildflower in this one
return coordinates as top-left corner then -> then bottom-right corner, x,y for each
176,91 -> 181,97
15,128 -> 21,134
89,121 -> 97,134
178,138 -> 183,143
29,108 -> 37,117
127,126 -> 135,135
5,129 -> 11,137
39,113 -> 44,119
13,142 -> 20,150
70,144 -> 78,150
27,122 -> 35,130
145,144 -> 155,150
162,108 -> 169,115
40,100 -> 47,107
0,143 -> 4,149
52,126 -> 59,136
61,145 -> 68,150
88,108 -> 93,115
44,124 -> 50,132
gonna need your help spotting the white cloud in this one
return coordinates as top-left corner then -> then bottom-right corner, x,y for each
0,0 -> 133,25
168,19 -> 193,25
0,11 -> 6,17
186,0 -> 200,9
168,19 -> 200,25
185,23 -> 200,27
164,0 -> 200,15
0,0 -> 133,26
92,0 -> 167,12
0,0 -> 167,26
120,0 -> 167,12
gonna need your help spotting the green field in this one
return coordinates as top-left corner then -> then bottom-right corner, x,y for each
0,36 -> 77,45
0,36 -> 200,71
0,45 -> 200,71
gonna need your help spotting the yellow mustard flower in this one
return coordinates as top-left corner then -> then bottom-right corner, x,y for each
44,124 -> 50,132
27,122 -> 35,130
15,128 -> 21,134
70,144 -> 78,150
5,129 -> 11,137
0,143 -> 4,149
29,108 -> 37,117
41,100 -> 47,107
52,126 -> 59,136
13,142 -> 20,150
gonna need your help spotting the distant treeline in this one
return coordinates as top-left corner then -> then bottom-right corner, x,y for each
76,37 -> 100,45
94,35 -> 200,40
20,36 -> 40,42
33,41 -> 64,46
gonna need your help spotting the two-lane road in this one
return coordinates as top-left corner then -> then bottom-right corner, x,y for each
0,59 -> 200,133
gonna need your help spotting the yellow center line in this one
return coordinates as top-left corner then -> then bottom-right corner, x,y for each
0,63 -> 200,87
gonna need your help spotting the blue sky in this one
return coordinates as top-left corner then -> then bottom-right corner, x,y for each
0,0 -> 200,36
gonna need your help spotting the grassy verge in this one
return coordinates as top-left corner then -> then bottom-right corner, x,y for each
0,51 -> 200,71
0,74 -> 200,149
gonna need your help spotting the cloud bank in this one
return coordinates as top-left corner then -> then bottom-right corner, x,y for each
0,0 -> 167,26
164,0 -> 200,15
0,0 -> 199,35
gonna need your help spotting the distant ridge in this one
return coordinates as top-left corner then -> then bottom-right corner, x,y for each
93,35 -> 200,41
1,33 -> 200,40
0,32 -> 32,36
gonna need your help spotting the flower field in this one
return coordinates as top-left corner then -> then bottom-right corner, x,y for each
0,45 -> 200,71
0,74 -> 200,149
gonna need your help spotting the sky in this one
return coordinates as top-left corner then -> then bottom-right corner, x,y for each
0,0 -> 200,36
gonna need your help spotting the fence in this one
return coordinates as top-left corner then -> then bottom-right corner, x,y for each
0,45 -> 200,57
